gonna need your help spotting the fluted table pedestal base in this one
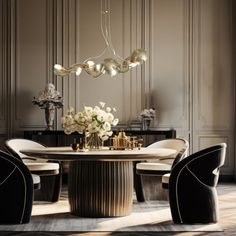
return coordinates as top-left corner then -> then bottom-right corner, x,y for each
68,160 -> 133,217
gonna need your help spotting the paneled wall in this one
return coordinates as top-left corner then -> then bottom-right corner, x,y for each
192,0 -> 235,176
76,0 -> 144,122
150,0 -> 190,138
0,0 -> 235,178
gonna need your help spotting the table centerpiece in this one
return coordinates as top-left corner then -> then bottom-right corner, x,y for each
61,102 -> 119,150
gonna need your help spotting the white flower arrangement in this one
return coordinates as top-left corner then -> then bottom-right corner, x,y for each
139,108 -> 156,120
61,102 -> 119,141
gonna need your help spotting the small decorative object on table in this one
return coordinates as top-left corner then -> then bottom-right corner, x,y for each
61,102 -> 119,150
71,138 -> 79,151
139,108 -> 156,130
110,129 -> 143,150
71,137 -> 88,152
32,83 -> 63,130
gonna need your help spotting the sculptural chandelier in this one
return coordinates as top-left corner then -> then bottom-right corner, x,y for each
54,0 -> 147,79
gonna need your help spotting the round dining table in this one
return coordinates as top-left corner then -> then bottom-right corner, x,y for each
21,146 -> 176,217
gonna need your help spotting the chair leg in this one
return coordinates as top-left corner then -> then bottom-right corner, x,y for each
134,174 -> 146,202
34,173 -> 62,202
133,162 -> 145,202
51,172 -> 62,202
139,175 -> 168,201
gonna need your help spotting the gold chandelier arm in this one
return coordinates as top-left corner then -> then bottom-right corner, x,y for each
54,64 -> 88,76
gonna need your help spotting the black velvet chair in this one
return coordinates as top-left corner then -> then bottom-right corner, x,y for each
0,150 -> 33,224
169,143 -> 226,224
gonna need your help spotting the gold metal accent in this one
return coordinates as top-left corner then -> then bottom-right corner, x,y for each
109,129 -> 143,150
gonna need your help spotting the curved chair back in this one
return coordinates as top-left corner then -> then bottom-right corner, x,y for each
0,150 -> 33,224
147,138 -> 189,165
169,143 -> 226,223
148,138 -> 188,150
5,138 -> 45,160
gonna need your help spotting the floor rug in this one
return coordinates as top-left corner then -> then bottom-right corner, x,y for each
0,192 -> 222,232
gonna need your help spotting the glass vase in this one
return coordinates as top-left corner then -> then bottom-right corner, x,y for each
142,118 -> 151,130
45,107 -> 55,130
86,132 -> 102,150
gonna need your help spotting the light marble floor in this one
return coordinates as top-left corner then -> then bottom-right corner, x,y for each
1,182 -> 236,236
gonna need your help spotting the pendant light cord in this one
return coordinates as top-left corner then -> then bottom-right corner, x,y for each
84,0 -> 124,63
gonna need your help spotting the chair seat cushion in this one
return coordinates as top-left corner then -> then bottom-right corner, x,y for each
24,161 -> 59,171
136,162 -> 171,171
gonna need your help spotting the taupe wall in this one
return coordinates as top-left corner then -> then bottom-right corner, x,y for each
0,0 -> 235,178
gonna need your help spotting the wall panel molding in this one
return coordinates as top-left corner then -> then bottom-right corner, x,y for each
193,0 -> 234,131
196,134 -> 234,174
0,0 -> 6,132
150,0 -> 190,133
233,0 -> 236,180
15,0 -> 50,130
9,0 -> 16,135
55,0 -> 77,129
192,0 -> 235,175
142,0 -> 151,109
129,0 -> 143,119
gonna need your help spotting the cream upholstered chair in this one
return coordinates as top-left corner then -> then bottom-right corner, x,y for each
5,138 -> 62,202
135,138 -> 189,201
